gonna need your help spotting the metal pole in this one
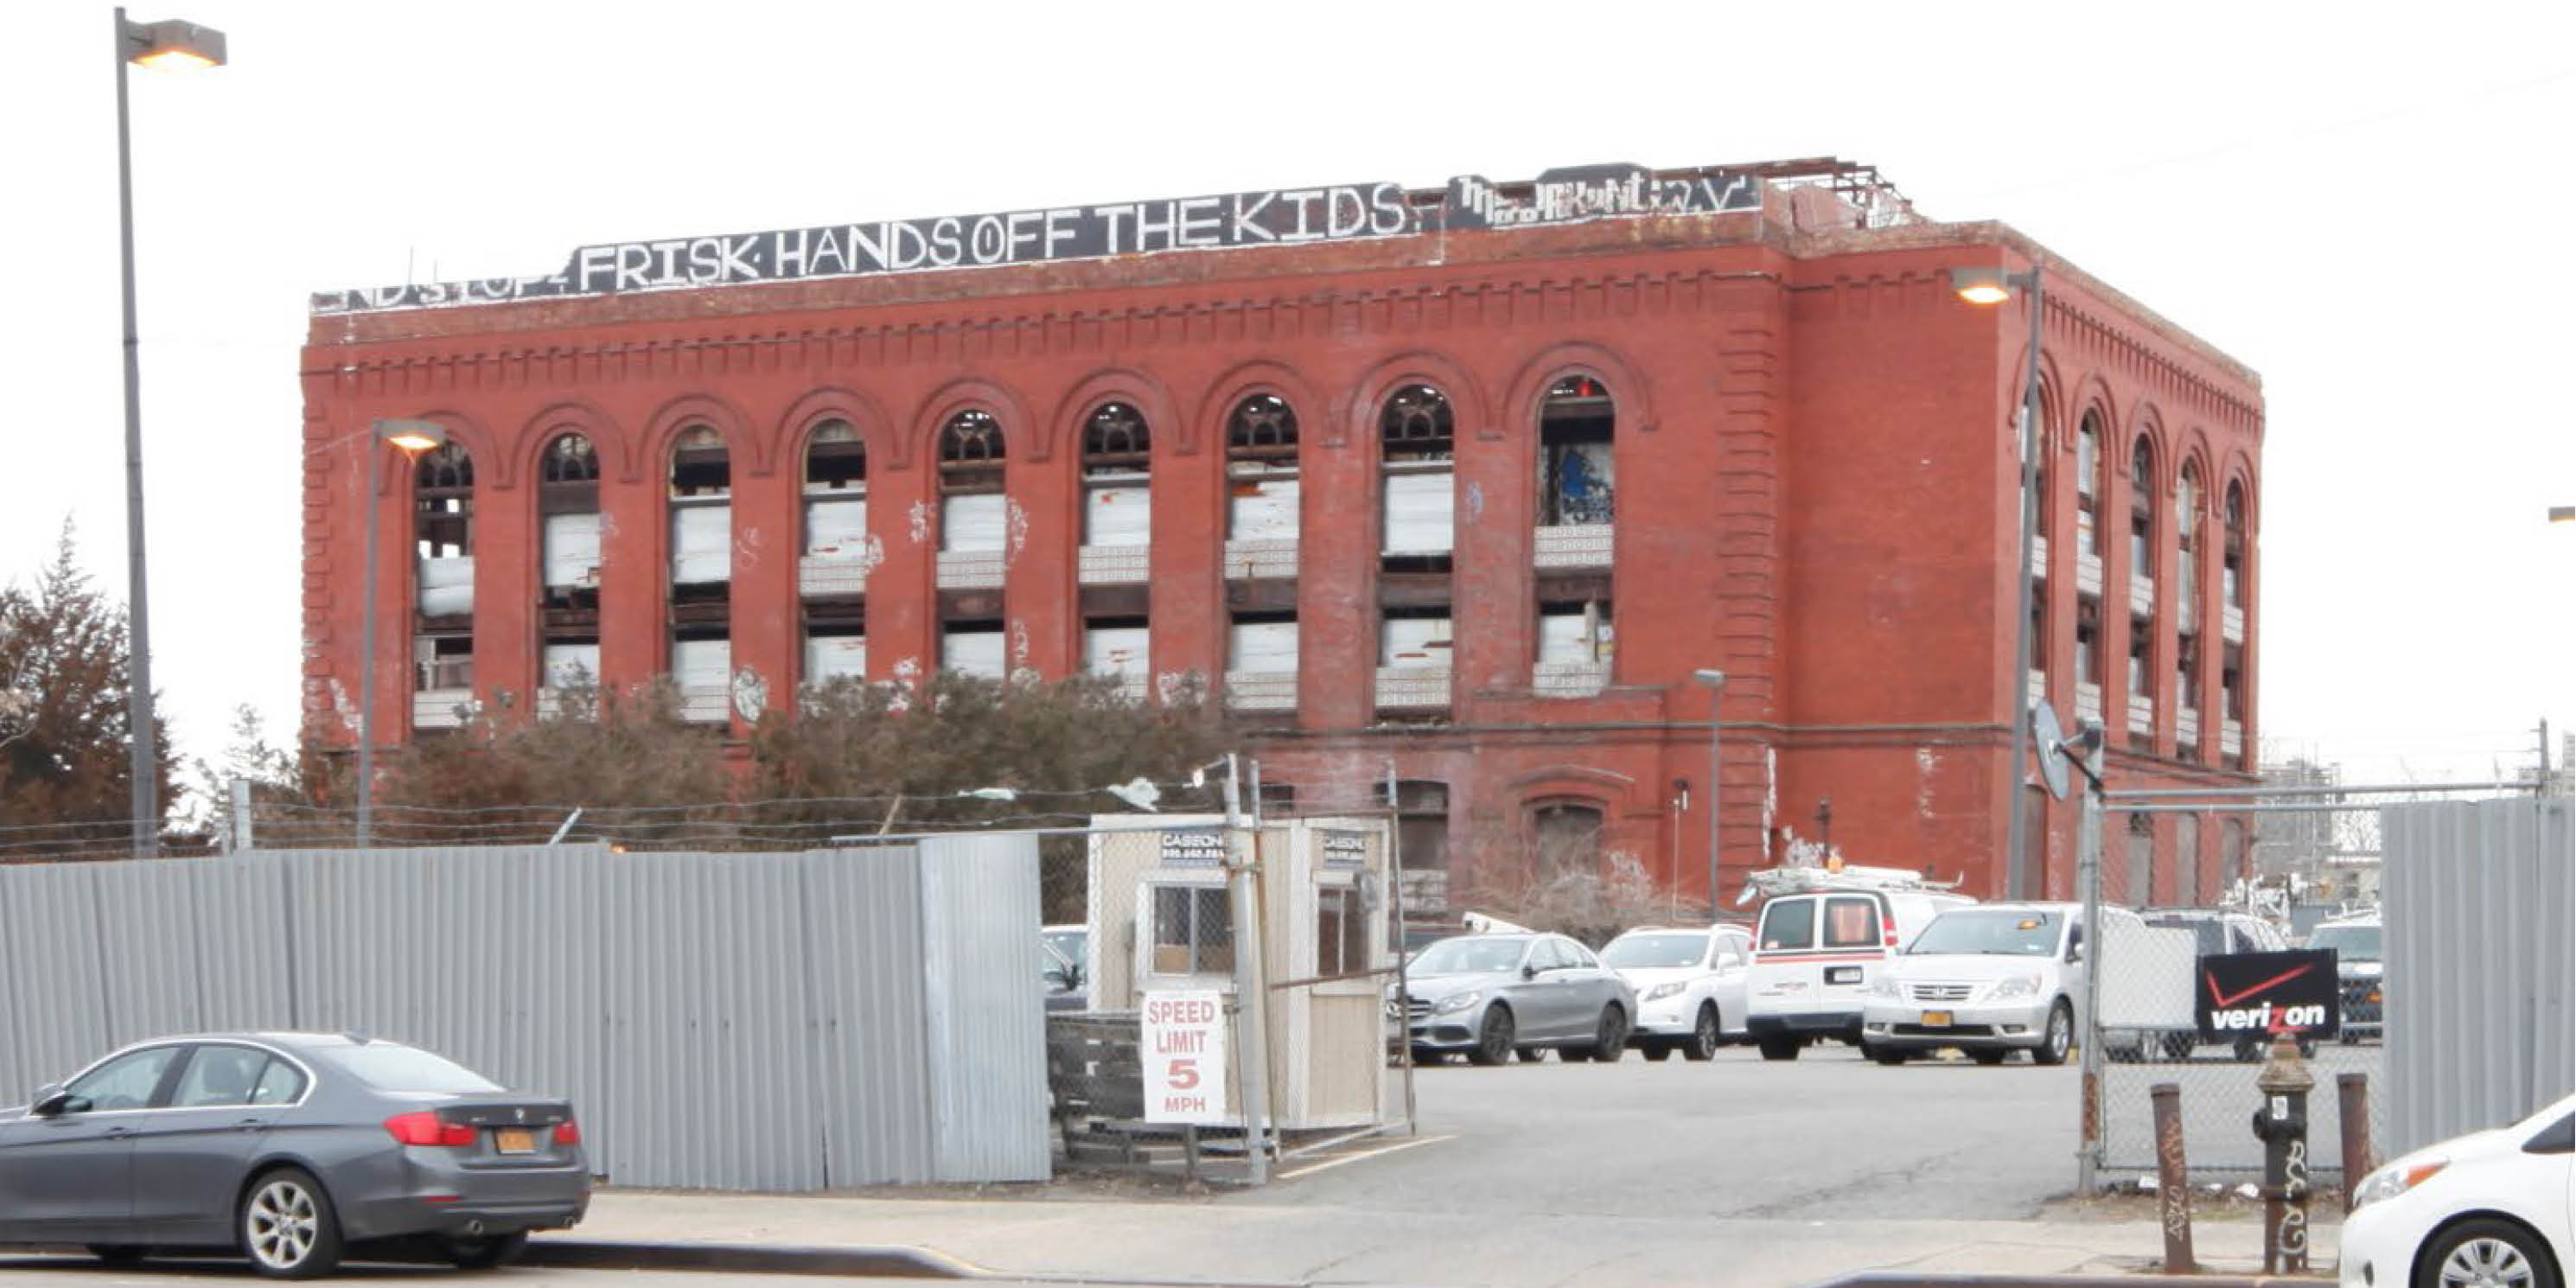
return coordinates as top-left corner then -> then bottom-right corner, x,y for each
113,9 -> 161,860
2151,1081 -> 2196,1273
2075,730 -> 2106,1195
358,443 -> 379,848
1387,758 -> 1417,1137
1707,678 -> 1724,918
1220,754 -> 1271,1185
2337,1071 -> 2372,1214
2003,265 -> 2046,900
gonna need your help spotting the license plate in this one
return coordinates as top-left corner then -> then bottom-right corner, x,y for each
1920,1011 -> 1954,1028
494,1128 -> 538,1155
1826,966 -> 1862,985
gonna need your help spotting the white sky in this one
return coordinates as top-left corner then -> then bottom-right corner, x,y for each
5,1 -> 2573,804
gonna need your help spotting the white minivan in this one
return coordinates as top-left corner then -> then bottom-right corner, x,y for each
1743,871 -> 1973,1061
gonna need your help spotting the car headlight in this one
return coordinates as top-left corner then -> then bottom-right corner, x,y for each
1867,977 -> 1902,998
1643,981 -> 1687,1002
1988,974 -> 2043,1001
1433,991 -> 1482,1014
2353,1158 -> 2447,1208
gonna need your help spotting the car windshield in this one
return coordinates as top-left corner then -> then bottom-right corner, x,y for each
1412,937 -> 1528,975
2309,924 -> 2382,962
322,1044 -> 502,1094
1044,929 -> 1086,961
1602,933 -> 1709,969
1910,909 -> 2064,956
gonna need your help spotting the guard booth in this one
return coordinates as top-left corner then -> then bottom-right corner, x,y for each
1076,815 -> 1395,1132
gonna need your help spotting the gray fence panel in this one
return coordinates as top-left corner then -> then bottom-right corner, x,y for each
804,845 -> 934,1185
0,865 -> 112,1099
94,861 -> 206,1044
2384,799 -> 2574,1157
918,835 -> 1049,1183
190,858 -> 296,1034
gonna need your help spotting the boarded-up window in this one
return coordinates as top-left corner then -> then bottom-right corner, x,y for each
673,637 -> 730,686
1531,800 -> 1603,878
1082,403 -> 1151,547
1380,385 -> 1454,557
2177,813 -> 2203,907
941,626 -> 1006,679
1379,615 -> 1453,670
1227,395 -> 1299,543
2126,814 -> 2155,908
542,642 -> 599,690
543,513 -> 602,590
1537,603 -> 1612,664
1084,622 -> 1149,681
804,497 -> 869,557
942,492 -> 1007,553
672,504 -> 731,584
1381,472 -> 1455,556
804,632 -> 867,685
1230,617 -> 1298,673
1229,477 -> 1299,543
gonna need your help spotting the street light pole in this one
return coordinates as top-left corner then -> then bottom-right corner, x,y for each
358,420 -> 447,848
1693,668 -> 1725,916
112,9 -> 227,859
1956,263 -> 2047,900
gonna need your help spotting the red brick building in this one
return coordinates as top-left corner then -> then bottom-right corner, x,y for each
299,159 -> 2263,911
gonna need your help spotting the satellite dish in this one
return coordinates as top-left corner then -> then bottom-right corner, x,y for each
2031,703 -> 2072,801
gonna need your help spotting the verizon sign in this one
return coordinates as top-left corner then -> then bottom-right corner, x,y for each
1142,990 -> 1227,1125
2197,949 -> 2340,1040
312,163 -> 1762,316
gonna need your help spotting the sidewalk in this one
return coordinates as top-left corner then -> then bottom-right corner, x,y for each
564,1189 -> 2343,1287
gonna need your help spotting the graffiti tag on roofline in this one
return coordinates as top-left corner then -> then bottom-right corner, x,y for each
310,164 -> 1760,316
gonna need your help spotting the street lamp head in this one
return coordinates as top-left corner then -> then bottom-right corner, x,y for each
121,16 -> 227,70
372,419 -> 449,454
1949,267 -> 2021,306
1692,668 -> 1727,689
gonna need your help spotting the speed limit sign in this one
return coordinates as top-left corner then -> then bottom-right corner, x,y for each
1142,990 -> 1227,1125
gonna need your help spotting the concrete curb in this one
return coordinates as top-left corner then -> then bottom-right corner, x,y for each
521,1239 -> 985,1278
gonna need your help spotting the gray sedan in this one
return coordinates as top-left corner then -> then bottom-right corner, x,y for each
0,1032 -> 589,1278
1393,933 -> 1636,1065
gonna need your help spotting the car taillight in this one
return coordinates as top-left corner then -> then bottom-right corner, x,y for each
1883,915 -> 1898,947
553,1119 -> 581,1146
385,1112 -> 475,1147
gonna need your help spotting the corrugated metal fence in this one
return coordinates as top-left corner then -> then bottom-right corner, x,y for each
0,838 -> 1049,1191
2382,798 -> 2576,1157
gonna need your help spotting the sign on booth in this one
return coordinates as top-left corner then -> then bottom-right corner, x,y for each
1143,990 -> 1228,1125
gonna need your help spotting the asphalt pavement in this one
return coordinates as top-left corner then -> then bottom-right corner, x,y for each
0,1261 -> 984,1288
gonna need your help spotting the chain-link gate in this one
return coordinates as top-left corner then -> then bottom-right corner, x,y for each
2074,774 -> 2535,1191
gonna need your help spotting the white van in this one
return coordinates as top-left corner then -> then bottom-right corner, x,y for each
1743,867 -> 1973,1061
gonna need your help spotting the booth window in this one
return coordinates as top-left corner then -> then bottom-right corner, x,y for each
1151,885 -> 1234,976
1317,886 -> 1370,978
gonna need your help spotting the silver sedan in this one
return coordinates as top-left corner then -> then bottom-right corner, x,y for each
0,1032 -> 589,1278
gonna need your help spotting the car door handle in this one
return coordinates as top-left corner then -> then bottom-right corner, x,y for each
236,1118 -> 271,1132
104,1126 -> 135,1139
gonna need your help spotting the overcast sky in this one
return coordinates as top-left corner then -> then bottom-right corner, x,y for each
5,1 -> 2572,806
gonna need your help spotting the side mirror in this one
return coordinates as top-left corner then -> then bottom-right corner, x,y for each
1521,964 -> 1540,981
29,1087 -> 72,1118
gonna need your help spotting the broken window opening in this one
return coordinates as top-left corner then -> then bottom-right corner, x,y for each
2175,634 -> 2203,714
1538,376 -> 1615,527
1382,779 -> 1452,915
938,410 -> 1006,492
412,443 -> 474,560
2222,481 -> 2248,607
669,424 -> 731,500
2074,596 -> 2102,685
2075,410 -> 2103,559
2221,644 -> 2245,723
1528,800 -> 1605,881
2129,437 -> 2155,579
805,419 -> 867,493
1082,403 -> 1152,549
2127,618 -> 2153,699
412,634 -> 472,694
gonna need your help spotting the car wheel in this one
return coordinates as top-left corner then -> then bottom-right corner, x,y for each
88,1246 -> 147,1267
1684,1005 -> 1721,1062
1757,1036 -> 1801,1062
1970,1049 -> 2011,1066
1867,1045 -> 1910,1067
1467,1006 -> 1516,1067
1586,1006 -> 1629,1063
240,1166 -> 344,1279
1642,1042 -> 1673,1062
444,1231 -> 530,1271
2031,1002 -> 2074,1067
2416,1218 -> 2559,1288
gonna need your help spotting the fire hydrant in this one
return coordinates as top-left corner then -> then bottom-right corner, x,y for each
2250,1036 -> 2318,1274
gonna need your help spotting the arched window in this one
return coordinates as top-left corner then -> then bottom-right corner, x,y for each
1225,394 -> 1300,554
537,431 -> 603,711
2177,462 -> 2203,604
1081,402 -> 1151,550
1538,376 -> 1613,527
2129,437 -> 2156,583
411,442 -> 475,721
2075,410 -> 2104,560
2222,481 -> 2248,609
668,425 -> 731,586
937,410 -> 1008,553
414,443 -> 473,563
801,420 -> 869,665
1380,385 -> 1454,560
1529,800 -> 1604,880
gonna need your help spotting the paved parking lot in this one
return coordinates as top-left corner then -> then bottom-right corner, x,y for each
1291,1043 -> 2082,1221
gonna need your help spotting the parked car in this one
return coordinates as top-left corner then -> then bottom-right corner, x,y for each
2307,912 -> 2383,1043
1860,903 -> 2141,1066
1599,923 -> 1753,1061
2137,908 -> 2300,1061
1744,870 -> 1973,1061
1392,933 -> 1637,1066
0,1032 -> 587,1278
2339,1091 -> 2572,1288
1042,940 -> 1089,1013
